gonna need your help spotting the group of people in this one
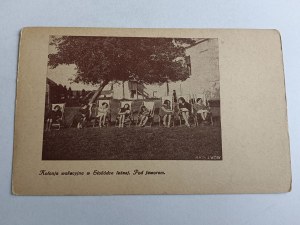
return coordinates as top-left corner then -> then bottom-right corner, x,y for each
45,95 -> 211,130
101,96 -> 211,128
96,102 -> 150,128
160,97 -> 210,127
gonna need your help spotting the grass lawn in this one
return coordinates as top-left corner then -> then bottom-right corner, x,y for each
42,124 -> 222,160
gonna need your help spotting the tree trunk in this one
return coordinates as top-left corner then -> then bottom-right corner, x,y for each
88,80 -> 109,105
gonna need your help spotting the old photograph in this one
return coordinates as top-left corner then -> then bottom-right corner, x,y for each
43,36 -> 221,160
13,28 -> 291,195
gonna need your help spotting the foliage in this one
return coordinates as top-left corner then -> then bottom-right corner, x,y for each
48,36 -> 196,86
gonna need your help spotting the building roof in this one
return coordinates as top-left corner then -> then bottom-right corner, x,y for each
99,90 -> 113,96
46,78 -> 58,86
185,38 -> 209,49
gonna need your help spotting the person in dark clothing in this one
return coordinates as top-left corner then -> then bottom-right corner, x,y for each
73,104 -> 90,129
118,103 -> 131,127
45,105 -> 63,131
138,105 -> 150,127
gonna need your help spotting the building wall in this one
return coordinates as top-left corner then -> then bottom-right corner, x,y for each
110,81 -> 146,100
112,82 -> 128,99
144,39 -> 220,100
183,39 -> 220,100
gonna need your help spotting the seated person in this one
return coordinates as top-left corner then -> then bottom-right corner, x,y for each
118,103 -> 131,128
178,97 -> 191,127
138,105 -> 150,127
194,98 -> 210,121
97,102 -> 109,127
45,105 -> 63,131
73,104 -> 90,129
160,100 -> 173,127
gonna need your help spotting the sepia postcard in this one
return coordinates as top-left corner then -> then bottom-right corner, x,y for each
12,27 -> 291,195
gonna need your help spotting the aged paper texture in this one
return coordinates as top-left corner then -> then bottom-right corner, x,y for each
12,27 -> 291,195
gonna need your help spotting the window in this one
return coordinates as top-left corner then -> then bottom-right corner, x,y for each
130,90 -> 135,99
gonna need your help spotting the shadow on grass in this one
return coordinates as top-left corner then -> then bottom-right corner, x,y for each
42,125 -> 222,160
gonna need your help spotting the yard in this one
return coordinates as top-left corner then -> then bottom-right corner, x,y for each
42,124 -> 222,160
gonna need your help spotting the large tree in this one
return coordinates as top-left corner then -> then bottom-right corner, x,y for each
48,36 -> 195,104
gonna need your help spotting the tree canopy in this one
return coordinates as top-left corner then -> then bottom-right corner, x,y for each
48,36 -> 196,103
